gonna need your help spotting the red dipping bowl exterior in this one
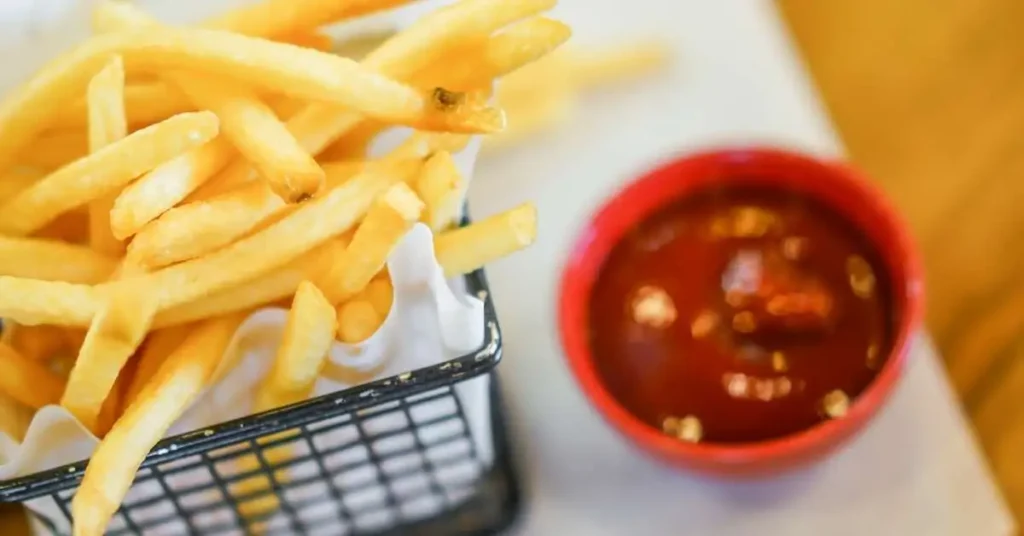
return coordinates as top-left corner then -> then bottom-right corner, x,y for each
558,147 -> 925,477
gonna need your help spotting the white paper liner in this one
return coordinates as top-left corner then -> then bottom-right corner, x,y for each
0,1 -> 494,533
0,224 -> 494,535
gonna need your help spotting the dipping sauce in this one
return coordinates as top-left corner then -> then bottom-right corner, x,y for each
587,185 -> 893,443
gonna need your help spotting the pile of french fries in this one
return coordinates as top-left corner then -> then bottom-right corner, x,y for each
0,0 -> 569,533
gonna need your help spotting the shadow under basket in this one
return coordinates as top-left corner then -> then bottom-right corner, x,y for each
0,267 -> 522,536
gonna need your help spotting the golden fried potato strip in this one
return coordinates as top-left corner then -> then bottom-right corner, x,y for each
61,286 -> 158,433
0,342 -> 66,410
314,183 -> 424,305
435,203 -> 538,278
0,111 -> 219,236
232,281 -> 336,524
415,150 -> 465,231
72,313 -> 247,535
86,55 -> 129,255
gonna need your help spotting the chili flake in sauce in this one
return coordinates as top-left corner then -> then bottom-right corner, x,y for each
587,186 -> 892,443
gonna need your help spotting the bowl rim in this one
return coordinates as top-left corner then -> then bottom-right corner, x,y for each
556,146 -> 925,466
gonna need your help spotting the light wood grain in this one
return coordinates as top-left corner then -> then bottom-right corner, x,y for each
778,0 -> 1024,526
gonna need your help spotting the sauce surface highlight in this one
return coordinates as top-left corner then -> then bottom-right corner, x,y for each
587,185 -> 893,443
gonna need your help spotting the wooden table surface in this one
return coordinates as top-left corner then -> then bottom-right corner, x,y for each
3,2 -> 1023,534
778,0 -> 1024,526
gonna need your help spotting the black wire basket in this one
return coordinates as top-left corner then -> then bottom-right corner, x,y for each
0,266 -> 521,536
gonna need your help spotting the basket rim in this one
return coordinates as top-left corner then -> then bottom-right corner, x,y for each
0,266 -> 502,502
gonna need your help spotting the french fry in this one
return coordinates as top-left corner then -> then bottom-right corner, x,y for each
364,0 -> 557,80
206,108 -> 442,200
363,277 -> 394,318
96,1 -> 500,201
485,87 -> 574,152
413,17 -> 572,90
0,342 -> 66,410
87,55 -> 128,256
34,209 -> 91,244
472,16 -> 573,81
49,353 -> 78,381
109,138 -> 236,240
435,203 -> 538,278
320,161 -> 370,185
184,162 -> 260,203
0,25 -> 430,169
415,151 -> 464,231
314,183 -> 424,305
52,81 -> 192,130
0,111 -> 219,236
19,130 -> 88,170
123,27 -> 426,122
0,278 -> 100,327
357,16 -> 572,148
61,285 -> 158,434
265,282 -> 336,400
232,281 -> 336,523
281,87 -> 499,157
86,55 -> 127,158
566,42 -> 671,89
495,60 -> 568,106
149,198 -> 535,330
195,127 -> 441,203
321,152 -> 426,187
0,32 -> 140,169
0,0 -> 568,524
0,235 -> 119,284
152,262 -> 303,328
177,75 -> 325,202
483,42 -> 669,152
336,299 -> 383,343
419,88 -> 506,133
0,198 -> 531,330
72,313 -> 247,536
94,3 -> 327,202
265,0 -> 557,170
122,325 -> 191,411
265,95 -> 308,120
0,392 -> 35,442
7,324 -> 69,362
103,160 -> 420,316
151,240 -> 345,328
225,0 -> 545,176
0,26 -> 560,533
167,135 -> 432,257
192,103 -> 492,205
200,0 -> 414,39
232,442 -> 290,532
97,353 -> 137,437
316,119 -> 389,162
277,30 -> 334,52
63,328 -> 88,353
127,181 -> 287,271
0,169 -> 43,202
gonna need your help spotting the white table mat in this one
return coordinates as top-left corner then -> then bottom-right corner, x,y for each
468,0 -> 1016,534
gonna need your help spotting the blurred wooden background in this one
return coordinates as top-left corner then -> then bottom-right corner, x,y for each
777,0 -> 1024,524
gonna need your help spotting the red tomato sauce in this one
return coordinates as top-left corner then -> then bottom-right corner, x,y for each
587,186 -> 893,443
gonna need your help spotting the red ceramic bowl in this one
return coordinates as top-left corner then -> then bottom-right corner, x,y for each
558,147 -> 925,477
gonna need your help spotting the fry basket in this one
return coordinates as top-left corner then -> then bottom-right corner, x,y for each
0,266 -> 521,536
